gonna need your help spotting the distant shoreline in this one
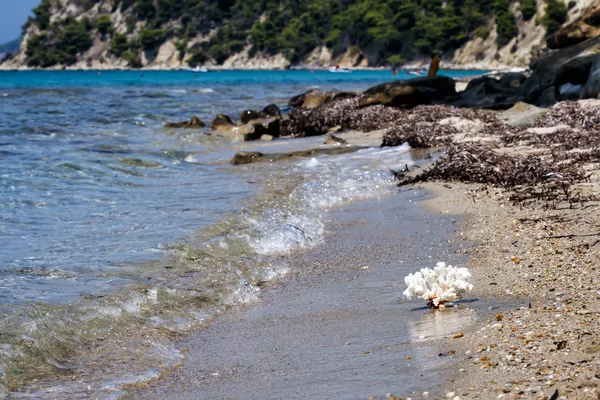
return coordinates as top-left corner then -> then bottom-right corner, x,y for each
0,65 -> 520,73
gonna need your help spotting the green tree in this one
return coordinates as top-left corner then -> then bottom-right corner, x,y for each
520,0 -> 537,20
96,15 -> 113,36
32,0 -> 52,30
110,33 -> 129,56
135,0 -> 156,20
494,0 -> 518,47
542,0 -> 567,33
26,17 -> 93,67
138,28 -> 167,50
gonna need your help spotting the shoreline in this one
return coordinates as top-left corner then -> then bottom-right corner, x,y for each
0,66 -> 509,73
130,187 -> 518,399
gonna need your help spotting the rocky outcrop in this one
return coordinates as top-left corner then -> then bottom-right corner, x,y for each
581,56 -> 600,99
448,74 -> 526,110
521,34 -> 600,105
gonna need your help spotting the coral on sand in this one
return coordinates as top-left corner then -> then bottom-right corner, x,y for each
403,262 -> 474,308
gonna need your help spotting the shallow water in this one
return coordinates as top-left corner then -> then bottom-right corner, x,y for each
0,70 -> 484,397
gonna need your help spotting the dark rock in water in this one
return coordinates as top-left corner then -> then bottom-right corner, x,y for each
240,109 -> 262,124
164,115 -> 205,128
359,76 -> 456,108
252,118 -> 281,139
499,72 -> 527,89
230,152 -> 264,165
230,146 -> 367,165
581,55 -> 600,99
537,86 -> 558,108
262,103 -> 282,118
215,117 -> 281,142
211,114 -> 235,129
324,134 -> 348,145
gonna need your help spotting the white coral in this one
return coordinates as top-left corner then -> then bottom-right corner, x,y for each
403,262 -> 473,307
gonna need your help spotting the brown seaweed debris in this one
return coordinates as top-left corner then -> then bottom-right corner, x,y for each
397,143 -> 587,205
500,101 -> 600,150
382,105 -> 500,147
281,99 -> 405,137
382,122 -> 457,148
535,101 -> 600,131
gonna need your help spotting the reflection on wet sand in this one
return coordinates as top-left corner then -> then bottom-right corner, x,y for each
410,305 -> 477,342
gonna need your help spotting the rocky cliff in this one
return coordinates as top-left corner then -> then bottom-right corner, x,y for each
0,0 -> 595,70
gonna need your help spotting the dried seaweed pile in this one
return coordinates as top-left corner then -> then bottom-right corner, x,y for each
281,99 -> 406,137
398,143 -> 590,205
381,106 -> 498,147
501,101 -> 600,150
382,122 -> 457,148
535,101 -> 600,131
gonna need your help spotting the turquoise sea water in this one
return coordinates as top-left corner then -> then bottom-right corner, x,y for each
0,69 -> 482,88
0,70 -> 484,397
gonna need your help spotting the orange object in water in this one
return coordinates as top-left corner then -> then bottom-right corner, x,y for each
427,54 -> 440,77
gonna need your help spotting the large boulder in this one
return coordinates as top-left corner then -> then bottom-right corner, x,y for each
358,85 -> 421,108
530,34 -> 600,90
359,76 -> 456,108
164,115 -> 205,129
581,55 -> 600,99
448,75 -> 523,109
537,86 -> 558,108
520,74 -> 543,104
498,72 -> 527,89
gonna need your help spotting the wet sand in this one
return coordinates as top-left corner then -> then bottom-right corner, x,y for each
130,189 -> 521,400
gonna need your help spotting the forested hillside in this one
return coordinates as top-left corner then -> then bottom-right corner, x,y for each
3,0 -> 575,69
